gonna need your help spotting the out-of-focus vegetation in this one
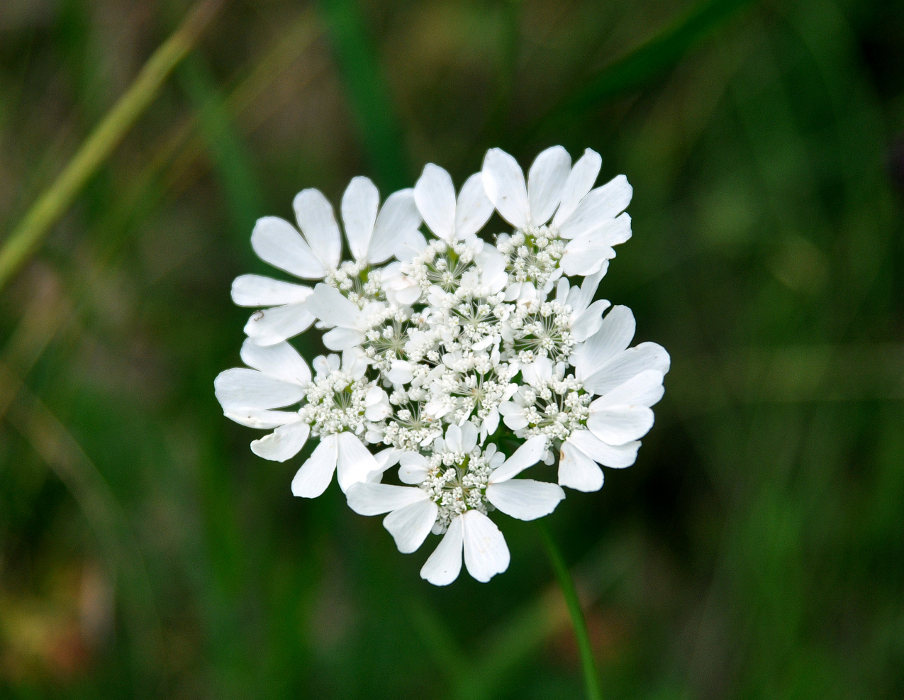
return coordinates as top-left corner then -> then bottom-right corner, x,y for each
1,0 -> 902,696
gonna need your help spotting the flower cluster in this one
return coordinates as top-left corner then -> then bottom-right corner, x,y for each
215,147 -> 670,585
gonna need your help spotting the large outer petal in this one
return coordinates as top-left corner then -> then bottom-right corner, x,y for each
420,516 -> 464,586
486,479 -> 565,521
553,148 -> 602,227
341,176 -> 379,262
582,343 -> 671,396
231,275 -> 312,307
454,172 -> 494,239
292,189 -> 341,270
335,432 -> 380,491
591,370 -> 666,409
240,338 -> 311,385
214,368 -> 306,411
558,175 -> 633,239
586,406 -> 655,444
572,306 -> 636,380
461,511 -> 510,582
558,440 -> 604,492
369,189 -> 421,263
489,435 -> 547,483
527,146 -> 571,226
346,482 -> 426,515
251,217 -> 326,279
224,408 -> 301,429
291,434 -> 338,498
482,148 -> 529,229
384,499 -> 439,553
250,421 -> 309,462
569,430 -> 640,469
414,163 -> 456,241
304,284 -> 361,329
243,303 -> 315,346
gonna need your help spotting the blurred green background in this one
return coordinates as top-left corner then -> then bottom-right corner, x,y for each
1,0 -> 902,696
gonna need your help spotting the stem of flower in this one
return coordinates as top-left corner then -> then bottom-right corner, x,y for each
537,521 -> 602,700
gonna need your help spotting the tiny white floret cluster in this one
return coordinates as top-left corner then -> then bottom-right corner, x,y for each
215,147 -> 669,585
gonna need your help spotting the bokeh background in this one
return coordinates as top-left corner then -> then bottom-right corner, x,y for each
1,0 -> 902,696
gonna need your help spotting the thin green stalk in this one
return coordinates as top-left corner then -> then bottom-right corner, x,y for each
537,521 -> 602,700
0,0 -> 223,292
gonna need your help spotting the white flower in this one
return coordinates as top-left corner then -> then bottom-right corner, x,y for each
500,355 -> 666,492
482,146 -> 633,288
216,146 -> 671,585
347,428 -> 563,585
243,177 -> 422,345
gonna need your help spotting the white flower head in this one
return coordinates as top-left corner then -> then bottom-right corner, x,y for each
215,146 -> 669,585
482,146 -> 633,293
347,428 -> 563,584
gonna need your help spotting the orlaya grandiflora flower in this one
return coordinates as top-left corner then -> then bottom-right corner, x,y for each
346,424 -> 564,585
216,147 -> 670,585
482,146 -> 633,295
499,305 -> 669,491
241,176 -> 423,346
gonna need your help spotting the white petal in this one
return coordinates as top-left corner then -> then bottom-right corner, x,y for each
334,432 -> 380,492
293,189 -> 341,270
214,368 -> 305,410
570,270 -> 605,311
386,360 -> 413,385
243,303 -> 315,346
341,176 -> 379,261
558,440 -> 604,491
486,479 -> 565,520
384,499 -> 439,553
251,217 -> 325,279
346,482 -> 425,515
369,189 -> 421,263
553,148 -> 602,227
572,305 -> 636,380
224,408 -> 300,429
454,172 -> 494,239
498,403 -> 529,430
420,516 -> 464,586
323,327 -> 364,351
231,275 -> 312,307
569,430 -> 640,469
558,175 -> 632,239
459,422 -> 479,453
291,434 -> 338,498
527,146 -> 571,226
490,435 -> 547,483
461,511 -> 509,583
399,453 -> 429,484
414,163 -> 456,241
482,148 -> 529,229
591,370 -> 665,409
562,215 -> 632,275
240,338 -> 311,385
250,421 -> 310,462
571,299 -> 610,342
305,284 -> 361,329
587,406 -> 655,444
444,424 -> 463,453
583,343 -> 671,396
559,241 -> 615,277
521,356 -> 553,388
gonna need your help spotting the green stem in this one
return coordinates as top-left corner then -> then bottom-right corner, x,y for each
537,521 -> 602,700
0,0 -> 223,292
